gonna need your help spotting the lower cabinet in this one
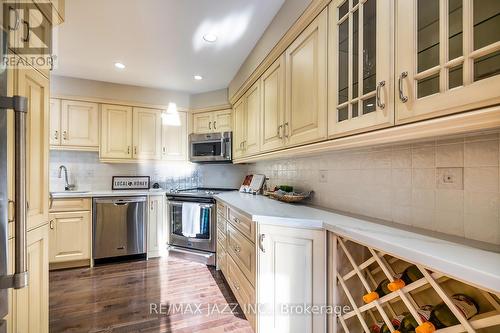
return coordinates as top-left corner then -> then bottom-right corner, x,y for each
10,224 -> 50,333
48,198 -> 92,268
148,194 -> 166,258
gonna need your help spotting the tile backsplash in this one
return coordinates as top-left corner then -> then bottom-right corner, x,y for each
50,151 -> 247,192
249,133 -> 500,246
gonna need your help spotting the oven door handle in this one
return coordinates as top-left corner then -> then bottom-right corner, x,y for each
167,201 -> 214,209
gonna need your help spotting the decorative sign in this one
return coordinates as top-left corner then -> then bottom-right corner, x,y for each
112,176 -> 150,190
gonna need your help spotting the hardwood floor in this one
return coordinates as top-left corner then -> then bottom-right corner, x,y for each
49,257 -> 253,333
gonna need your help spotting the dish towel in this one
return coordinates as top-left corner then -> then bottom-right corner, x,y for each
182,202 -> 201,237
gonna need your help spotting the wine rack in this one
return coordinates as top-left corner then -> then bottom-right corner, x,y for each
328,232 -> 500,333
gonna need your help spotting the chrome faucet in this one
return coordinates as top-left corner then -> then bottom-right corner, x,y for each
58,165 -> 75,191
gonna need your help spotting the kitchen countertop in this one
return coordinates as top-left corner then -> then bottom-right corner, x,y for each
50,189 -> 167,199
214,191 -> 500,293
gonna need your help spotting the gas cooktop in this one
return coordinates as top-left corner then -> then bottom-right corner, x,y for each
167,188 -> 236,198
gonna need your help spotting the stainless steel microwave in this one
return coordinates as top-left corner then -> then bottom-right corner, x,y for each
189,132 -> 232,163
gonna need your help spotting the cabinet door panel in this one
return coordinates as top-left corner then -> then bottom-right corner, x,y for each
396,0 -> 500,123
100,104 -> 133,159
49,98 -> 61,146
328,0 -> 394,137
232,98 -> 246,159
244,82 -> 260,156
285,9 -> 328,146
60,100 -> 99,147
212,109 -> 232,132
133,108 -> 162,160
258,225 -> 325,333
261,55 -> 285,152
193,112 -> 213,134
49,211 -> 91,263
147,195 -> 165,258
162,112 -> 187,161
17,68 -> 49,231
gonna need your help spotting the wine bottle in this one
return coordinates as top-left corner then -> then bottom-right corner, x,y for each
415,294 -> 479,333
363,279 -> 391,303
387,265 -> 424,292
398,305 -> 432,333
379,313 -> 407,333
370,322 -> 383,333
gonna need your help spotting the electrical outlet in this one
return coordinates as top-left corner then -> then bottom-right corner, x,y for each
319,170 -> 328,183
436,167 -> 463,190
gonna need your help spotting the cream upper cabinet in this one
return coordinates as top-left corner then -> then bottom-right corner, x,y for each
396,0 -> 500,123
212,109 -> 232,132
233,98 -> 246,159
49,99 -> 61,146
244,81 -> 261,156
258,224 -> 326,333
261,55 -> 286,153
162,111 -> 188,161
192,109 -> 232,134
60,100 -> 99,148
285,8 -> 328,147
17,68 -> 49,231
328,0 -> 394,137
132,107 -> 162,160
193,112 -> 213,133
48,211 -> 91,263
13,225 -> 49,333
100,104 -> 133,159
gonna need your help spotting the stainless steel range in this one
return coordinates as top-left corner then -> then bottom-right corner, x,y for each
167,188 -> 235,265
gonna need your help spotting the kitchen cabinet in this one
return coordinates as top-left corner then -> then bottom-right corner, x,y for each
34,0 -> 65,25
132,107 -> 162,160
192,109 -> 232,134
395,0 -> 500,123
147,194 -> 166,258
48,211 -> 91,264
12,224 -> 49,333
232,81 -> 261,158
232,98 -> 246,159
258,224 -> 326,333
328,0 -> 394,137
260,55 -> 286,152
17,66 -> 50,232
162,111 -> 188,161
100,104 -> 133,159
50,99 -> 99,150
285,8 -> 327,146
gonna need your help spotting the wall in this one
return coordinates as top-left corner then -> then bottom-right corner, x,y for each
249,133 -> 500,246
190,88 -> 229,109
228,0 -> 312,98
51,76 -> 191,109
50,151 -> 247,192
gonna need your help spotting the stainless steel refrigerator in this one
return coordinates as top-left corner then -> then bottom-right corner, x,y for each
0,3 -> 29,331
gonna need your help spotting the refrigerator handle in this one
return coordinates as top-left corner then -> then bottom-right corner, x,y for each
0,95 -> 29,290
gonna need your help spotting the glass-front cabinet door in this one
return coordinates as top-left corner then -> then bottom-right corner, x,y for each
328,0 -> 394,138
396,0 -> 500,123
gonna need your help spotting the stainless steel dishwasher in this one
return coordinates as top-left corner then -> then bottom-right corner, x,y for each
93,196 -> 147,261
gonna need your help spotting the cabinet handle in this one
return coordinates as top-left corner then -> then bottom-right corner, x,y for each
49,220 -> 55,230
277,125 -> 283,139
49,192 -> 54,209
8,200 -> 15,223
234,246 -> 241,253
284,122 -> 289,138
150,201 -> 154,211
127,146 -> 130,155
62,130 -> 67,140
376,80 -> 386,109
259,234 -> 266,253
22,20 -> 30,42
162,147 -> 166,154
214,121 -> 217,130
398,71 -> 408,103
8,6 -> 20,31
209,121 -> 212,130
233,217 -> 239,224
54,130 -> 59,140
233,282 -> 240,291
134,146 -> 137,155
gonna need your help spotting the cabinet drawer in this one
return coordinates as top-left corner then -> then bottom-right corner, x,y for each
50,198 -> 91,212
226,255 -> 255,327
227,206 -> 255,242
217,241 -> 227,274
226,223 -> 255,286
216,201 -> 227,219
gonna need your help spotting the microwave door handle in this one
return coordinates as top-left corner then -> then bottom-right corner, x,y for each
220,137 -> 225,157
0,95 -> 28,290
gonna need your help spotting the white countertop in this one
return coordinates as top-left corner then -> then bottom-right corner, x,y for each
214,191 -> 500,293
50,189 -> 167,198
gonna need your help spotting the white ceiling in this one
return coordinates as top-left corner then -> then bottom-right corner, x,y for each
53,0 -> 285,94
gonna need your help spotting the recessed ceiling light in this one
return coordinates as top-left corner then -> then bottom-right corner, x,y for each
203,34 -> 217,43
114,62 -> 126,69
194,75 -> 203,80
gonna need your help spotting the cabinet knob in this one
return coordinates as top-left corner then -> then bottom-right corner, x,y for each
54,130 -> 59,140
234,246 -> 241,253
62,130 -> 67,140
